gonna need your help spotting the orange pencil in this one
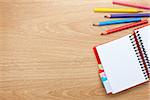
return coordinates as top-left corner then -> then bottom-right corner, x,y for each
101,19 -> 148,35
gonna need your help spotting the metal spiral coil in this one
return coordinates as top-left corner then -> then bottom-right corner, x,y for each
129,32 -> 149,80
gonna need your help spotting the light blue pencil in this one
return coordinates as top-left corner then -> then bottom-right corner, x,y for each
93,18 -> 141,26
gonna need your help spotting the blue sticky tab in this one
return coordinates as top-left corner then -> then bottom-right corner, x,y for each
102,77 -> 107,81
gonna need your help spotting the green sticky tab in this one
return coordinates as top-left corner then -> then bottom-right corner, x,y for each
98,64 -> 103,70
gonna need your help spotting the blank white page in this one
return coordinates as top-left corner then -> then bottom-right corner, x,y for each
96,35 -> 147,94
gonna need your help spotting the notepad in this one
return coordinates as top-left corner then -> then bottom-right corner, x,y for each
93,25 -> 150,94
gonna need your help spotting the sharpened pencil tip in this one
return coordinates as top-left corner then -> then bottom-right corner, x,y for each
101,31 -> 107,35
138,10 -> 143,12
93,24 -> 99,26
104,15 -> 110,18
104,15 -> 107,18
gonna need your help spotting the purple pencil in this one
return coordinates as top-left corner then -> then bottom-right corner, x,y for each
105,13 -> 150,18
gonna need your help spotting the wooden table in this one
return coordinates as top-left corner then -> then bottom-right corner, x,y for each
0,0 -> 150,100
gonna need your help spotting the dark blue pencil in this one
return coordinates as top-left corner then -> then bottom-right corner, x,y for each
105,13 -> 150,18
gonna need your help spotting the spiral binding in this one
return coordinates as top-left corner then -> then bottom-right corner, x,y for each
129,31 -> 150,80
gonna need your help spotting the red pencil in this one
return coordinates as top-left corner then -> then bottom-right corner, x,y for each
101,19 -> 148,35
113,1 -> 150,10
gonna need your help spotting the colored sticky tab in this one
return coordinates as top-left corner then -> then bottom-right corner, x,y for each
99,69 -> 104,73
100,72 -> 105,76
98,64 -> 103,70
103,73 -> 107,77
102,77 -> 108,81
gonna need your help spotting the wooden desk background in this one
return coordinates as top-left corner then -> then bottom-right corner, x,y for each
0,0 -> 150,100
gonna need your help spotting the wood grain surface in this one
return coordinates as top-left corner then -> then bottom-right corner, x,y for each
0,0 -> 150,100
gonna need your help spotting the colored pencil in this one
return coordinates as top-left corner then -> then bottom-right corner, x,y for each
105,13 -> 150,18
93,18 -> 141,26
94,8 -> 142,13
101,19 -> 148,35
113,1 -> 150,10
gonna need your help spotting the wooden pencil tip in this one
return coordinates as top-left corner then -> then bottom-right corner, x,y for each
93,24 -> 99,26
138,10 -> 143,12
101,31 -> 108,35
104,15 -> 110,18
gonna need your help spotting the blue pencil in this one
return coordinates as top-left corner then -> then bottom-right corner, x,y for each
93,18 -> 142,26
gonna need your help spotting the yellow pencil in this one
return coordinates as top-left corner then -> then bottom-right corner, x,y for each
94,8 -> 142,13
